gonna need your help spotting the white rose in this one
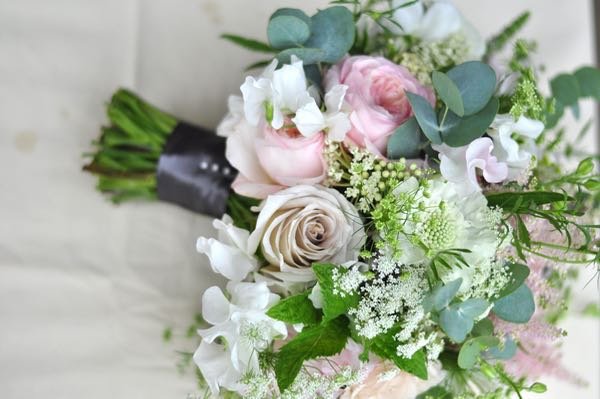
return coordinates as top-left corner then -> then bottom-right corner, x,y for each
248,185 -> 365,285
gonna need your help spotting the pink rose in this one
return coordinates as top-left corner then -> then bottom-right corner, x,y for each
325,56 -> 435,157
220,97 -> 327,199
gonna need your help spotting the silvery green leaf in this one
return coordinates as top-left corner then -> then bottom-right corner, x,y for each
406,92 -> 442,144
458,336 -> 500,369
422,278 -> 462,313
492,284 -> 535,323
432,71 -> 464,116
303,6 -> 354,64
446,61 -> 497,116
387,117 -> 423,159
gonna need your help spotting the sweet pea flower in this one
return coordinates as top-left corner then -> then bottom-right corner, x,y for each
293,84 -> 352,140
194,281 -> 287,395
392,0 -> 485,60
325,56 -> 435,157
433,137 -> 508,195
488,114 -> 545,180
196,214 -> 258,281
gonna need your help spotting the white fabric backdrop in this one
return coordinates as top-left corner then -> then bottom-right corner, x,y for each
0,1 -> 597,398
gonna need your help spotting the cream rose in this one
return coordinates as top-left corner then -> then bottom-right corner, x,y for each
248,185 -> 364,284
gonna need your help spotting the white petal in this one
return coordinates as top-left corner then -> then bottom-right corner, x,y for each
227,281 -> 274,311
308,283 -> 324,309
513,116 -> 545,139
292,100 -> 326,137
325,112 -> 352,141
213,215 -> 252,253
201,286 -> 231,326
240,77 -> 272,126
392,0 -> 424,34
273,62 -> 308,111
193,341 -> 233,395
196,237 -> 257,281
261,58 -> 279,79
324,84 -> 348,112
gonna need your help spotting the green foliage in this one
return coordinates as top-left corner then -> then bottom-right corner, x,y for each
416,386 -> 453,399
267,291 -> 322,325
303,6 -> 355,64
406,92 -> 442,144
432,71 -> 465,116
313,263 -> 360,320
471,318 -> 494,337
276,47 -> 326,65
439,299 -> 490,343
486,336 -> 517,360
267,12 -> 311,49
445,62 -> 497,116
486,11 -> 531,56
387,117 -> 424,159
441,97 -> 499,147
423,278 -> 463,312
274,316 -> 350,392
220,34 -> 276,53
369,326 -> 428,379
485,191 -> 569,209
458,336 -> 500,369
494,263 -> 530,300
492,284 -> 535,323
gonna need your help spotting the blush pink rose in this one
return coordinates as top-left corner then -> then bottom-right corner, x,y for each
221,97 -> 327,199
325,56 -> 435,157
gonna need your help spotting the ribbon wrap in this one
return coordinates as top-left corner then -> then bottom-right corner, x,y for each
156,122 -> 236,217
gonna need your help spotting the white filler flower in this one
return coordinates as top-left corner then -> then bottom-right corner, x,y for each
194,281 -> 287,395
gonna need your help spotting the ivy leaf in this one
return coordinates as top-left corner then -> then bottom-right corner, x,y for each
492,284 -> 535,323
313,263 -> 360,321
458,336 -> 500,369
274,316 -> 350,392
267,291 -> 321,325
370,326 -> 428,379
423,278 -> 463,313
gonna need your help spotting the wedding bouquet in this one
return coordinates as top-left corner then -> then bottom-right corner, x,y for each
84,1 -> 600,398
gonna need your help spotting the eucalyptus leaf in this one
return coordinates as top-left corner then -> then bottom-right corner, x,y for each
267,15 -> 311,50
458,299 -> 490,318
492,284 -> 535,323
472,318 -> 494,337
485,335 -> 517,360
270,8 -> 311,25
387,117 -> 423,159
551,73 -> 581,107
441,97 -> 499,147
446,61 -> 497,116
422,278 -> 462,313
458,336 -> 500,369
494,263 -> 530,300
304,6 -> 355,64
439,298 -> 489,343
432,71 -> 465,116
574,66 -> 600,100
276,47 -> 326,65
406,92 -> 442,144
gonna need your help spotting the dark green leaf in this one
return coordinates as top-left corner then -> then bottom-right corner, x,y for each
267,292 -> 321,325
495,263 -> 530,300
407,92 -> 442,144
387,117 -> 423,159
423,278 -> 462,312
432,71 -> 465,116
458,336 -> 500,369
416,386 -> 453,399
574,66 -> 600,100
275,316 -> 350,391
485,191 -> 570,209
441,97 -> 498,147
313,263 -> 360,321
492,284 -> 535,323
472,318 -> 494,337
370,328 -> 428,379
550,73 -> 581,107
446,61 -> 497,116
267,15 -> 311,49
304,6 -> 355,64
276,47 -> 326,65
220,34 -> 276,53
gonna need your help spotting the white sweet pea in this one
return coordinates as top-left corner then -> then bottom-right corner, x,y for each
196,215 -> 258,281
433,137 -> 508,196
194,281 -> 287,395
392,0 -> 485,60
293,84 -> 352,140
488,114 -> 545,180
240,57 -> 319,135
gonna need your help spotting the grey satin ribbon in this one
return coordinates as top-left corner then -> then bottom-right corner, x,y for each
156,122 -> 236,217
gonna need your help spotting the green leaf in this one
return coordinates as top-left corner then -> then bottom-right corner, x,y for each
486,11 -> 531,56
406,92 -> 442,144
485,190 -> 569,209
267,292 -> 321,325
492,284 -> 535,323
439,299 -> 489,343
387,117 -> 423,159
267,14 -> 311,50
304,6 -> 355,64
441,97 -> 499,147
275,316 -> 350,392
220,34 -> 276,53
370,327 -> 428,379
486,335 -> 517,360
276,47 -> 326,65
313,263 -> 360,321
458,336 -> 500,369
432,71 -> 465,116
423,278 -> 462,312
550,73 -> 581,107
416,386 -> 453,399
495,263 -> 530,300
574,66 -> 600,100
446,61 -> 497,116
471,318 -> 494,337
270,8 -> 312,25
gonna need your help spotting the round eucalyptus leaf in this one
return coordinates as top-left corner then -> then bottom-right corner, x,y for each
447,61 -> 497,116
276,48 -> 326,65
406,92 -> 441,144
439,306 -> 474,343
422,278 -> 462,313
441,97 -> 499,147
458,336 -> 500,369
457,298 -> 490,319
387,117 -> 422,159
432,71 -> 464,116
574,66 -> 600,100
492,284 -> 535,324
485,336 -> 517,360
472,318 -> 494,337
494,262 -> 530,300
303,6 -> 355,64
550,73 -> 581,107
267,15 -> 311,50
270,8 -> 311,25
